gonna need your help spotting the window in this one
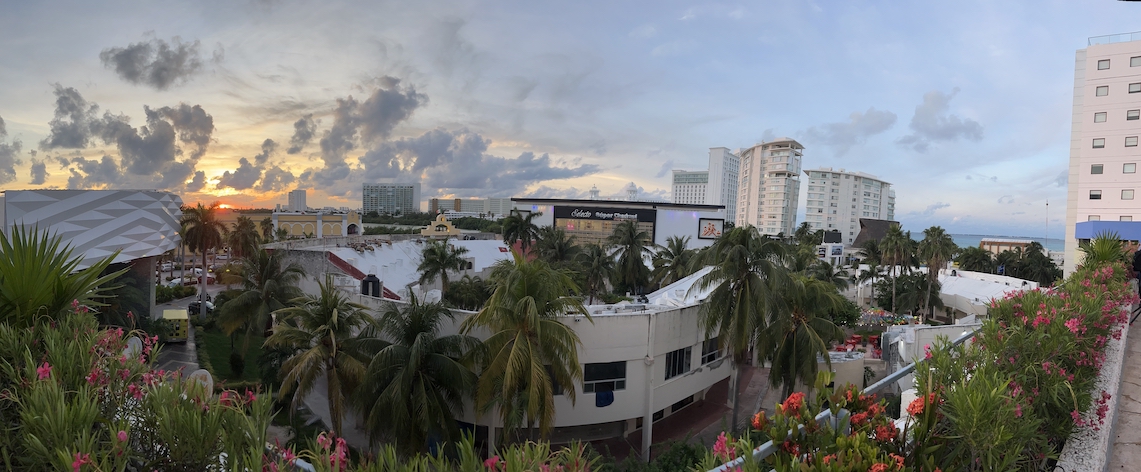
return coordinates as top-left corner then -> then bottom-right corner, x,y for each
583,361 -> 626,393
1093,138 -> 1106,148
1130,110 -> 1140,121
1095,112 -> 1107,123
1089,215 -> 1101,221
664,347 -> 692,380
1132,83 -> 1141,94
701,339 -> 720,364
1097,86 -> 1109,96
1090,190 -> 1103,200
1099,59 -> 1110,70
1123,216 -> 1134,222
1092,164 -> 1104,174
1128,136 -> 1139,147
1126,163 -> 1137,174
1134,56 -> 1141,67
1124,189 -> 1135,200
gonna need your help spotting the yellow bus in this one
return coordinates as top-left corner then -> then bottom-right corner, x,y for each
163,309 -> 189,343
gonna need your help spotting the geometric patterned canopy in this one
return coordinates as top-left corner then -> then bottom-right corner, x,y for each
2,190 -> 182,270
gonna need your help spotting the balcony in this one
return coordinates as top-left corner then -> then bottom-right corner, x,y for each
1089,31 -> 1141,46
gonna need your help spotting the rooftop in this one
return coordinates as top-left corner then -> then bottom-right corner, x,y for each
1089,31 -> 1141,46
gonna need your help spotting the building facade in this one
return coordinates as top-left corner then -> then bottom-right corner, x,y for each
737,138 -> 803,235
512,198 -> 727,248
287,189 -> 307,212
1064,33 -> 1141,275
428,197 -> 513,216
363,183 -> 421,215
671,170 -> 708,206
272,210 -> 361,238
803,168 -> 895,246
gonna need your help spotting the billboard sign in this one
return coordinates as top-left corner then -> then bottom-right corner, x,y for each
552,206 -> 657,223
698,218 -> 724,239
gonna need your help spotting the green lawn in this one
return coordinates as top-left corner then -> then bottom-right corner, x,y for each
199,330 -> 265,382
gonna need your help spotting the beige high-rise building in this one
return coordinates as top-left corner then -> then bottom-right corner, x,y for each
803,168 -> 895,246
1064,33 -> 1141,275
736,138 -> 803,235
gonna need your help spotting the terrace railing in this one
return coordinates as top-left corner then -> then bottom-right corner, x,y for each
707,327 -> 980,472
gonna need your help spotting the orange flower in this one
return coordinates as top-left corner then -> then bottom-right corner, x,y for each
869,463 -> 889,472
781,392 -> 806,416
907,397 -> 926,416
752,411 -> 768,430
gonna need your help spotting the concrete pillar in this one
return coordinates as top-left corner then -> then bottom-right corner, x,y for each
642,313 -> 656,462
316,214 -> 323,238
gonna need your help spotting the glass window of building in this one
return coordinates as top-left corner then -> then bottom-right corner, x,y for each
1089,215 -> 1101,221
1090,190 -> 1102,200
1095,112 -> 1107,122
1132,83 -> 1141,93
1097,86 -> 1109,96
1129,110 -> 1140,121
1099,59 -> 1110,70
1134,56 -> 1141,67
1093,138 -> 1105,148
1122,216 -> 1134,222
1125,163 -> 1137,174
1092,164 -> 1104,174
1123,189 -> 1135,200
665,347 -> 692,380
583,361 -> 626,393
1128,136 -> 1139,147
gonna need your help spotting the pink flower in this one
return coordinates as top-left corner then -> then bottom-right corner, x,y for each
924,344 -> 932,360
127,383 -> 143,400
316,432 -> 331,450
484,455 -> 500,469
118,430 -> 128,442
36,362 -> 51,380
245,389 -> 256,404
713,431 -> 733,460
71,452 -> 90,472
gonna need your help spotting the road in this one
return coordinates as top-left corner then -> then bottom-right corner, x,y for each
153,282 -> 226,376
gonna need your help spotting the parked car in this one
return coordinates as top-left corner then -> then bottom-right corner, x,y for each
188,300 -> 214,316
160,262 -> 173,272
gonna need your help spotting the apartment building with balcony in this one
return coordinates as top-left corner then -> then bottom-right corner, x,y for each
803,168 -> 895,246
736,138 -> 803,235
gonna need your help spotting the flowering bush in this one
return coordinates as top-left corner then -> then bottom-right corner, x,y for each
699,261 -> 1135,472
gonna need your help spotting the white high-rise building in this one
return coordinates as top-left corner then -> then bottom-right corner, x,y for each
287,189 -> 307,212
803,168 -> 895,245
670,147 -> 740,219
363,183 -> 421,215
737,138 -> 803,235
1064,33 -> 1141,275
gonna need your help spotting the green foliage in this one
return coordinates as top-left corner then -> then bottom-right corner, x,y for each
217,248 -> 305,357
955,246 -> 995,273
651,235 -> 696,287
0,226 -> 125,328
450,216 -> 503,233
363,225 -> 420,235
757,276 -> 845,398
418,238 -> 470,296
229,351 -> 246,377
608,220 -> 652,294
1080,231 -> 1128,269
197,330 -> 265,382
501,209 -> 542,253
155,284 -> 197,304
828,297 -> 861,327
873,273 -> 942,315
444,274 -> 493,311
577,243 -> 616,304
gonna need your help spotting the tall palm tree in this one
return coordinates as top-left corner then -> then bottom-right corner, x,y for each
857,239 -> 883,266
808,261 -> 850,292
217,249 -> 306,355
879,224 -> 912,313
533,225 -> 579,264
577,243 -> 615,304
501,210 -> 542,254
918,226 -> 957,322
259,216 -> 274,242
757,276 -> 845,399
265,276 -> 373,436
956,246 -> 995,273
858,263 -> 883,307
354,295 -> 483,454
793,222 -> 823,247
444,274 -> 492,311
693,226 -> 789,433
650,235 -> 695,287
417,239 -> 470,297
228,216 -> 261,260
459,252 -> 590,440
0,226 -> 123,328
607,220 -> 652,295
181,202 -> 226,306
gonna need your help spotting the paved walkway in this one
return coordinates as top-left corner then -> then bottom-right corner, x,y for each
1108,315 -> 1141,468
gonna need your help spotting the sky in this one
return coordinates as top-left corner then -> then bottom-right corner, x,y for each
0,0 -> 1138,238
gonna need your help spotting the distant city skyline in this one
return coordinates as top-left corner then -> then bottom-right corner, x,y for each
2,1 -> 1139,238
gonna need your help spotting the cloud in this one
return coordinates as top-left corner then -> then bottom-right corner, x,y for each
803,108 -> 897,155
40,85 -> 100,150
66,155 -> 121,189
896,88 -> 983,152
920,202 -> 950,216
99,36 -> 209,90
256,165 -> 296,193
253,138 -> 276,165
29,159 -> 48,185
0,115 -> 22,185
998,195 -> 1015,204
357,127 -> 600,197
524,185 -> 591,199
216,157 -> 262,190
1055,170 -> 1068,187
186,171 -> 207,192
655,159 -> 674,178
286,114 -> 317,154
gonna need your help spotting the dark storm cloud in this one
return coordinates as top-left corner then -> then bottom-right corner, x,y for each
897,88 -> 983,153
154,104 -> 215,159
359,127 -> 599,197
216,157 -> 261,190
186,171 -> 207,192
803,107 -> 897,155
357,77 -> 428,143
256,165 -> 296,193
254,138 -> 276,165
40,85 -> 100,150
99,37 -> 208,90
29,159 -> 48,185
287,114 -> 317,154
0,115 -> 22,185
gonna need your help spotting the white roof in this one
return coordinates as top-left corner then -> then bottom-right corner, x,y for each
646,266 -> 716,307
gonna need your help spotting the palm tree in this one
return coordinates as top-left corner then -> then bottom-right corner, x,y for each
417,239 -> 470,297
918,226 -> 957,322
879,224 -> 912,313
265,276 -> 374,436
354,295 -> 483,454
808,261 -> 850,292
607,220 -> 652,295
459,252 -> 590,440
857,263 -> 883,307
444,274 -> 492,311
1080,231 -> 1128,268
793,222 -> 823,247
650,235 -> 695,287
758,276 -> 845,399
217,249 -> 306,355
502,209 -> 542,254
0,226 -> 123,328
577,243 -> 615,304
275,227 -> 289,241
693,226 -> 789,433
533,225 -> 579,264
181,202 -> 226,306
259,216 -> 274,242
228,216 -> 261,260
956,246 -> 995,273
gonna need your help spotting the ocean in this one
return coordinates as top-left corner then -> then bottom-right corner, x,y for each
949,234 -> 1064,253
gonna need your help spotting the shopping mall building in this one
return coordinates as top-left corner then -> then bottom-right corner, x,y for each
509,198 -> 728,247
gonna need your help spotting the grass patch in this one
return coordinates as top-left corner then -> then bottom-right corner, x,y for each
198,330 -> 265,382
